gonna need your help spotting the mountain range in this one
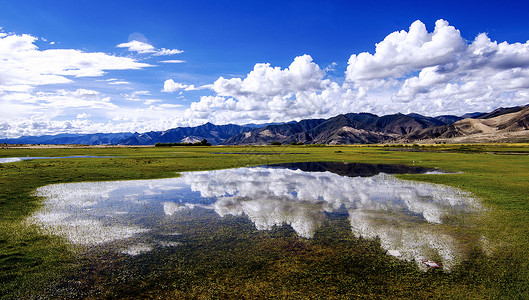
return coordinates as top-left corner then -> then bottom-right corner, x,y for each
397,105 -> 529,144
0,132 -> 134,145
1,105 -> 528,145
224,112 -> 459,145
118,123 -> 253,145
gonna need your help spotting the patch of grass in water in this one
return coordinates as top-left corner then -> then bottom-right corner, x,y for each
29,212 -> 495,299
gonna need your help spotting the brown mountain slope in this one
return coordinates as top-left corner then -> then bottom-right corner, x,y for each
224,113 -> 451,145
398,106 -> 529,143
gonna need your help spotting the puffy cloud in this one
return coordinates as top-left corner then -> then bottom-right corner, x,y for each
184,55 -> 358,124
163,79 -> 190,93
388,36 -> 529,113
184,20 -> 529,126
213,54 -> 327,97
346,20 -> 465,82
0,33 -> 150,93
116,40 -> 183,56
345,19 -> 529,115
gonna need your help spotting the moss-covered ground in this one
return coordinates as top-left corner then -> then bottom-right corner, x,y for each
1,144 -> 528,299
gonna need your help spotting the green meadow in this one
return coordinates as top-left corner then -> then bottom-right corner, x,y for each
1,144 -> 528,299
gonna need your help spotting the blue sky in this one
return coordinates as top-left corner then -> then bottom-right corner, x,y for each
1,0 -> 529,137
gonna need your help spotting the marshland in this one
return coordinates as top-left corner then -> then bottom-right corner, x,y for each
1,144 -> 528,298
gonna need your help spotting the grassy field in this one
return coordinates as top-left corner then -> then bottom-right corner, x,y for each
1,144 -> 528,299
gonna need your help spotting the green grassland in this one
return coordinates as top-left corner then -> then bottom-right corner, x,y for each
1,144 -> 528,299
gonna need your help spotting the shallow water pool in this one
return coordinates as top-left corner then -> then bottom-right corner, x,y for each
29,162 -> 483,271
0,155 -> 115,163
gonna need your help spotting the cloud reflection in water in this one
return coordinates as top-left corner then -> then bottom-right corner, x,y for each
29,164 -> 482,269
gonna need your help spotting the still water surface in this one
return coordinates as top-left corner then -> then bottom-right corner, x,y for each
29,162 -> 482,271
0,156 -> 115,163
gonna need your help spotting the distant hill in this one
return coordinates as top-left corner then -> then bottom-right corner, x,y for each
476,106 -> 527,119
0,132 -> 134,145
398,105 -> 529,143
224,118 -> 327,145
224,112 -> 459,145
119,123 -> 253,145
0,123 -> 253,145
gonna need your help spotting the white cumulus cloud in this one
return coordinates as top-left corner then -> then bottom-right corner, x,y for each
213,54 -> 327,97
184,54 -> 357,124
346,19 -> 465,82
344,19 -> 529,115
163,79 -> 190,93
183,19 -> 529,125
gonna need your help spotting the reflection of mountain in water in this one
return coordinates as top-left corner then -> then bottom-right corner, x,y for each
30,163 -> 482,271
265,162 -> 434,177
